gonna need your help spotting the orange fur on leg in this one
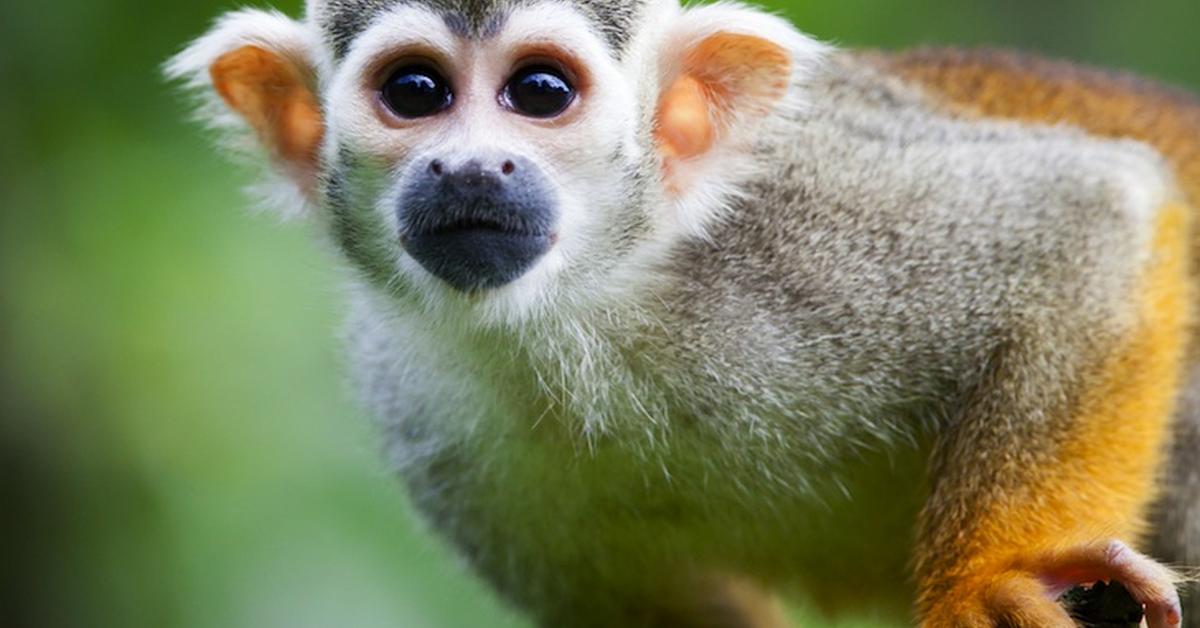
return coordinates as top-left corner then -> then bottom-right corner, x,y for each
918,203 -> 1192,627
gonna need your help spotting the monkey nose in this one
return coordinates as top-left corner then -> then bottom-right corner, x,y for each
429,158 -> 516,177
398,154 -> 558,292
431,159 -> 516,198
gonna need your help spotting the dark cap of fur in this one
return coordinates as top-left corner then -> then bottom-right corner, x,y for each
313,0 -> 650,58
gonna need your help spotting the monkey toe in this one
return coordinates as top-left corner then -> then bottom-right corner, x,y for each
1031,540 -> 1182,628
926,541 -> 1183,628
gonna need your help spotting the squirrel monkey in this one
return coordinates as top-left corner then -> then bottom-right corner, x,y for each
169,1 -> 1200,626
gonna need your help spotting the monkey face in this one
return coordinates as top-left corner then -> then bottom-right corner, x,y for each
377,53 -> 577,291
173,0 -> 814,325
319,1 -> 654,316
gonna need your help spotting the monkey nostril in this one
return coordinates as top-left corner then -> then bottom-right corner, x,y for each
430,160 -> 444,176
501,160 -> 516,176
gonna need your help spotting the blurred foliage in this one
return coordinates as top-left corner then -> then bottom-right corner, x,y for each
2,1 -> 1197,627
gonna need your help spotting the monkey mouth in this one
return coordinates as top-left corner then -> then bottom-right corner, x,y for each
401,209 -> 556,292
423,215 -> 540,238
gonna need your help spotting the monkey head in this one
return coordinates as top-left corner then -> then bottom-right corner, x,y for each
168,0 -> 824,326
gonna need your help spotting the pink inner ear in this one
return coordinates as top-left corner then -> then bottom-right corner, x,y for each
657,75 -> 715,160
210,45 -> 324,192
654,32 -> 791,167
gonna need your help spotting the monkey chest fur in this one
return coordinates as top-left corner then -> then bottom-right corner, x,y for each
367,325 -> 932,617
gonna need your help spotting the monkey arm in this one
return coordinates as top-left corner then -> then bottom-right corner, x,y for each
916,203 -> 1192,628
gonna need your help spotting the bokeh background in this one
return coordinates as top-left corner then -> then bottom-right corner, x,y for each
3,1 -> 1199,627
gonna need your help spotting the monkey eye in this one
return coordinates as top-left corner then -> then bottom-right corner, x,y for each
381,65 -> 452,119
502,65 -> 576,119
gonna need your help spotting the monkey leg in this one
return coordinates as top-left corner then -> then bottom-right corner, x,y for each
916,205 -> 1191,628
917,542 -> 1181,628
916,356 -> 1186,628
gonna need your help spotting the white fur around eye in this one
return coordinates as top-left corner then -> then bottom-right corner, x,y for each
323,6 -> 458,162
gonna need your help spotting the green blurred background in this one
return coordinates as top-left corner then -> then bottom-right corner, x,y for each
3,1 -> 1198,627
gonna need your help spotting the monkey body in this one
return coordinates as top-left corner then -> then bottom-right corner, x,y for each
348,53 -> 1189,624
171,1 -> 1200,625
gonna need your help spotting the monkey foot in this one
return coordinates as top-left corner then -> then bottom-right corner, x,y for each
925,541 -> 1182,628
1034,540 -> 1182,628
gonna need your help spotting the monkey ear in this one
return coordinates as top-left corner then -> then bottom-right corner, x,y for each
166,10 -> 326,214
653,4 -> 826,198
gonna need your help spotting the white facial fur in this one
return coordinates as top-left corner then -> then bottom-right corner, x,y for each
324,2 -> 648,326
